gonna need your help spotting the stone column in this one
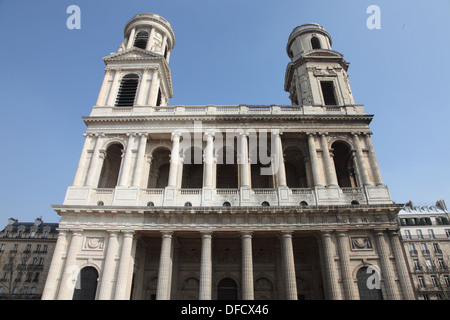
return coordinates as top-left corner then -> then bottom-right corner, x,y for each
132,133 -> 148,187
307,133 -> 323,187
320,232 -> 342,300
336,232 -> 357,299
273,130 -> 287,187
57,230 -> 83,300
96,69 -> 114,106
364,133 -> 384,186
118,133 -> 136,187
203,132 -> 215,188
374,231 -> 400,300
127,28 -> 136,49
352,133 -> 371,186
199,232 -> 213,300
136,68 -> 151,106
98,231 -> 119,300
114,231 -> 135,300
148,70 -> 160,107
280,232 -> 298,300
85,134 -> 105,187
241,232 -> 254,300
156,232 -> 173,300
72,133 -> 93,186
389,231 -> 415,300
239,131 -> 251,188
42,230 -> 69,300
168,132 -> 181,188
106,70 -> 121,106
320,133 -> 338,187
146,28 -> 156,51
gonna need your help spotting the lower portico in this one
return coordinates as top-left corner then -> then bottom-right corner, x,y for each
42,203 -> 415,300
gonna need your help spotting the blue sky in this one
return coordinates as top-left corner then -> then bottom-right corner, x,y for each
0,0 -> 449,223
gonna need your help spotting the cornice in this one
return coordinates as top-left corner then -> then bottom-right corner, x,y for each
53,203 -> 403,216
82,113 -> 374,125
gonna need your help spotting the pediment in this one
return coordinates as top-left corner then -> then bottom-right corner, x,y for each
103,48 -> 164,62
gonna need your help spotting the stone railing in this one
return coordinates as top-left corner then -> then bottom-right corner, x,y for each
89,104 -> 367,117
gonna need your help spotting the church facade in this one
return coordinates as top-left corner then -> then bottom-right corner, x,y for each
42,13 -> 414,300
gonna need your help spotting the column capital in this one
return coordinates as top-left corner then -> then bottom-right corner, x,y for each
272,129 -> 283,136
171,131 -> 182,141
240,231 -> 253,238
121,230 -> 135,237
280,231 -> 294,238
160,231 -> 173,238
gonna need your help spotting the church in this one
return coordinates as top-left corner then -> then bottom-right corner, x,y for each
42,13 -> 414,300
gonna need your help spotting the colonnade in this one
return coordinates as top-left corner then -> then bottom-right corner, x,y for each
72,130 -> 384,191
42,228 -> 415,300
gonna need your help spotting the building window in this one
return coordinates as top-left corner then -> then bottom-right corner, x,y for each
134,30 -> 149,49
320,81 -> 337,106
332,141 -> 357,188
404,230 -> 411,239
418,276 -> 425,288
421,243 -> 430,255
115,74 -> 139,107
428,229 -> 435,239
413,259 -> 421,272
311,36 -> 321,49
409,243 -> 417,256
433,243 -> 442,254
417,229 -> 423,239
98,144 -> 124,188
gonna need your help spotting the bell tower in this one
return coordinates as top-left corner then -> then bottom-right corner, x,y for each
284,23 -> 355,107
93,13 -> 175,114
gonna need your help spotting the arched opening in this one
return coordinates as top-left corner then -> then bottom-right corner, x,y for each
297,277 -> 311,300
284,146 -> 308,188
356,267 -> 383,300
182,147 -> 203,188
72,267 -> 98,300
181,277 -> 199,300
98,144 -> 124,188
147,148 -> 171,188
115,74 -> 139,107
217,278 -> 238,300
311,36 -> 321,49
254,277 -> 274,300
216,146 -> 238,189
134,30 -> 149,49
332,141 -> 357,188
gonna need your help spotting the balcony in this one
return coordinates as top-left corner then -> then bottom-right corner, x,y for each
89,104 -> 367,118
63,184 -> 392,207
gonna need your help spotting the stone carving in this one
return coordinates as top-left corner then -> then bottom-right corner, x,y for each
83,237 -> 105,251
350,237 -> 373,250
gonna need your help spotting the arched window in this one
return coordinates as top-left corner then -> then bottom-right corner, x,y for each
147,148 -> 171,188
115,74 -> 139,107
332,141 -> 357,188
311,36 -> 321,49
357,267 -> 383,300
72,267 -> 98,300
217,278 -> 238,300
98,144 -> 124,188
134,31 -> 149,49
182,147 -> 203,189
216,145 -> 238,189
284,146 -> 308,188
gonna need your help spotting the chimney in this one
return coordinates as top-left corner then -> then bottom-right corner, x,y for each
34,217 -> 43,226
436,199 -> 448,212
8,218 -> 18,225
